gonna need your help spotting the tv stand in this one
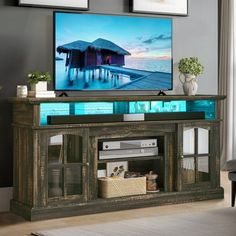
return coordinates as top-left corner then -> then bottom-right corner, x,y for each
9,95 -> 225,221
157,90 -> 167,96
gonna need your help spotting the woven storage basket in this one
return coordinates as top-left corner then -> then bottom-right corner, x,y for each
98,177 -> 146,198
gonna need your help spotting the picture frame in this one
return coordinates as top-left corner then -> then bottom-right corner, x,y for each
106,161 -> 128,178
131,0 -> 188,16
19,0 -> 89,10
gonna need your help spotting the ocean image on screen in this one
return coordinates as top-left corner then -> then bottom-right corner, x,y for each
55,12 -> 172,91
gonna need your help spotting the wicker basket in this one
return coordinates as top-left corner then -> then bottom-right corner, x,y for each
98,177 -> 146,198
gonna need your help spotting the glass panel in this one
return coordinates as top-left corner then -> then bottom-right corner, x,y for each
186,100 -> 215,120
182,157 -> 195,184
198,128 -> 209,154
65,166 -> 82,195
73,102 -> 113,115
40,103 -> 70,125
48,135 -> 63,164
183,128 -> 195,155
66,135 -> 83,163
48,167 -> 63,198
197,156 -> 210,182
129,100 -> 187,113
129,101 -> 151,113
40,99 -> 216,125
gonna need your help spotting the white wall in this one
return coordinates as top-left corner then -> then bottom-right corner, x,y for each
172,0 -> 218,94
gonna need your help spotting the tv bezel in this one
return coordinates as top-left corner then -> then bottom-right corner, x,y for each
53,11 -> 173,94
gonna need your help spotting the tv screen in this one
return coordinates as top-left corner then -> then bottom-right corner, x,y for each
54,12 -> 173,91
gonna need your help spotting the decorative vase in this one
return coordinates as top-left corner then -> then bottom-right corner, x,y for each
179,74 -> 198,96
31,81 -> 47,92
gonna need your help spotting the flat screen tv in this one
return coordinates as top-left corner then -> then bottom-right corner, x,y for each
54,12 -> 173,92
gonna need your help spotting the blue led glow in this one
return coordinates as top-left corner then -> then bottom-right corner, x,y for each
40,103 -> 70,125
129,101 -> 187,113
39,100 -> 216,125
186,100 -> 215,120
73,102 -> 113,115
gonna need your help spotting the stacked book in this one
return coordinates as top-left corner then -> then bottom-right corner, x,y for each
28,90 -> 56,98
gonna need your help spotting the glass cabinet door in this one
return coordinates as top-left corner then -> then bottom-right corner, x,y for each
180,126 -> 211,188
46,130 -> 88,202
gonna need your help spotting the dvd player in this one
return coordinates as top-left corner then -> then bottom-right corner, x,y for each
101,139 -> 157,150
99,147 -> 158,160
98,138 -> 158,160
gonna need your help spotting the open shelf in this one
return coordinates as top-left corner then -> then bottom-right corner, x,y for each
97,155 -> 164,163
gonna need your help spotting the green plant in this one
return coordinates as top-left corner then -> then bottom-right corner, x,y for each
27,71 -> 52,84
178,57 -> 204,76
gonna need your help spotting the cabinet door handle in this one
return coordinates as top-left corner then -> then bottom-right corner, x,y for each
84,162 -> 89,166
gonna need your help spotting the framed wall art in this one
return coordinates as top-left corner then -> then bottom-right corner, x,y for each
106,161 -> 128,178
131,0 -> 188,16
19,0 -> 89,10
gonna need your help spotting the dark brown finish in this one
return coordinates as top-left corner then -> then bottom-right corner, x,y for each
9,95 -> 226,104
10,95 -> 225,220
11,187 -> 223,221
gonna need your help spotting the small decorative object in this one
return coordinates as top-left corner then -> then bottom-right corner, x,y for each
124,171 -> 143,178
27,71 -> 50,91
28,71 -> 51,91
106,161 -> 128,178
19,0 -> 89,10
178,57 -> 204,96
27,71 -> 55,97
131,0 -> 188,16
146,171 -> 159,192
16,85 -> 28,98
97,169 -> 107,178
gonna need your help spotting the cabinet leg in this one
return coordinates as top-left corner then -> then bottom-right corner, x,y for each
232,181 -> 236,207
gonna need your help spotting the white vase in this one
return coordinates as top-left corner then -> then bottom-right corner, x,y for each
31,81 -> 47,92
179,74 -> 198,96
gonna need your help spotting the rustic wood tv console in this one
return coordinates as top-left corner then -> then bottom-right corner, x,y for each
10,95 -> 225,220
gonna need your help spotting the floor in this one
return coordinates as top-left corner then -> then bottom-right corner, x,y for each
0,172 -> 233,236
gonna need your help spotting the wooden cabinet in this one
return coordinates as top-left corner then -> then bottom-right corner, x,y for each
177,122 -> 219,191
39,129 -> 89,205
10,95 -> 225,220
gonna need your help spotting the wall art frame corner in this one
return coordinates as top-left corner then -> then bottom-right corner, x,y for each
130,0 -> 188,17
19,0 -> 89,11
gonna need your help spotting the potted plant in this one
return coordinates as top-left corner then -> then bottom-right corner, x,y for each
27,71 -> 52,92
178,57 -> 204,95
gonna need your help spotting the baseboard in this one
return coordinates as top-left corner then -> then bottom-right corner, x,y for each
0,187 -> 13,212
